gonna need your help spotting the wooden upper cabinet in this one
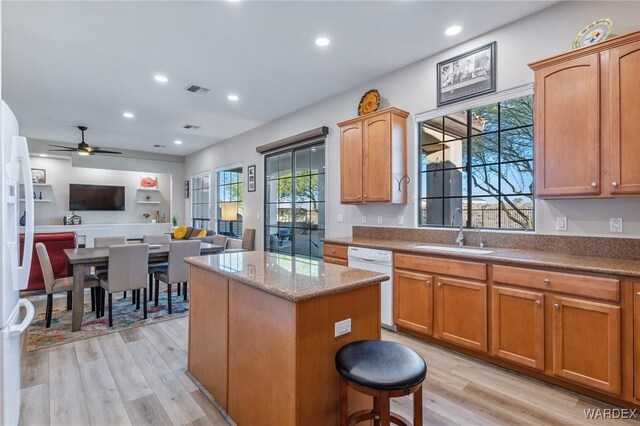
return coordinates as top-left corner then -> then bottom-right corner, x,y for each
533,54 -> 601,197
434,277 -> 487,352
552,296 -> 621,395
340,121 -> 363,203
491,286 -> 544,370
529,30 -> 640,199
338,107 -> 408,204
609,40 -> 640,194
394,269 -> 433,336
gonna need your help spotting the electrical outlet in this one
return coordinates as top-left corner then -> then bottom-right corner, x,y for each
610,217 -> 623,233
555,217 -> 567,231
361,216 -> 367,224
398,215 -> 404,225
256,213 -> 260,219
334,318 -> 352,337
336,214 -> 344,223
377,216 -> 383,225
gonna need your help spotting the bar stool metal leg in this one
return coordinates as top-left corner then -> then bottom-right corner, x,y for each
413,385 -> 422,426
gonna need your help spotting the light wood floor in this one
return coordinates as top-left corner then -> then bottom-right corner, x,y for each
20,314 -> 640,425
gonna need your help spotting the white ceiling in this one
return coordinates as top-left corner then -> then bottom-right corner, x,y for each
2,1 -> 554,156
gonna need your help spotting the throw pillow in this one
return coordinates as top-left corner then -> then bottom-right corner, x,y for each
196,229 -> 207,238
173,226 -> 188,239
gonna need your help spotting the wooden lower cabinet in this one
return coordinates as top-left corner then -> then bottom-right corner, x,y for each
552,296 -> 621,395
434,277 -> 487,352
394,269 -> 433,336
324,256 -> 348,266
491,286 -> 544,370
634,283 -> 640,399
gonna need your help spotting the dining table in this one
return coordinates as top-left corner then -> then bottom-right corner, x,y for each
64,241 -> 225,331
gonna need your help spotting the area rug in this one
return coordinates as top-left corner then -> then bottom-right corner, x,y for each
26,289 -> 189,351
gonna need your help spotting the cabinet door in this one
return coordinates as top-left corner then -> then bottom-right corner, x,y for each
634,283 -> 640,399
534,54 -> 601,197
340,122 -> 363,203
363,114 -> 391,203
552,296 -> 621,395
491,286 -> 544,370
609,41 -> 640,194
394,270 -> 433,336
435,277 -> 487,352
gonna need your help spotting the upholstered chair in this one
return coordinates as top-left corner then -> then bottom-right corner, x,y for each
97,243 -> 149,327
35,243 -> 99,328
154,240 -> 201,314
93,236 -> 133,300
142,234 -> 171,300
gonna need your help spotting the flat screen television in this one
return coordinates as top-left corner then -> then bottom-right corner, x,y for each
69,184 -> 125,211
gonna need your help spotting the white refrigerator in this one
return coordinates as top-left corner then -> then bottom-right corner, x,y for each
0,100 -> 36,426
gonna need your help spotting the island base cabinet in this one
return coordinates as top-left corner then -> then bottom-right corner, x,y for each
552,296 -> 621,395
634,283 -> 640,399
394,270 -> 433,336
434,277 -> 487,352
491,286 -> 544,370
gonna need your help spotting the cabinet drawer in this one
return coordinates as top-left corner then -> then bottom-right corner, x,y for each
324,256 -> 348,267
492,265 -> 619,302
323,244 -> 348,260
395,253 -> 486,281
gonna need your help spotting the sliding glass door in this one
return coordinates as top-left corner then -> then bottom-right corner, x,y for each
264,143 -> 325,258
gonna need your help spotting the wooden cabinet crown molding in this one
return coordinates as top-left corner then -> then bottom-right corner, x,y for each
337,106 -> 409,127
529,30 -> 640,70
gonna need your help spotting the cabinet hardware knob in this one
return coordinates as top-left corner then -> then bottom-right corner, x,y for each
612,182 -> 618,187
437,282 -> 442,287
591,182 -> 597,188
543,279 -> 550,284
427,281 -> 431,286
364,195 -> 368,198
553,303 -> 559,309
636,292 -> 640,297
331,249 -> 335,253
535,300 -> 541,306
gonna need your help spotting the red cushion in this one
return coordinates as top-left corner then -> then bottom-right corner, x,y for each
19,232 -> 77,291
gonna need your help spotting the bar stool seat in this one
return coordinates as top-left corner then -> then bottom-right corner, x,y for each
335,340 -> 427,426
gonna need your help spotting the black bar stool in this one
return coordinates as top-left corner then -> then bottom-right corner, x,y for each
335,340 -> 427,426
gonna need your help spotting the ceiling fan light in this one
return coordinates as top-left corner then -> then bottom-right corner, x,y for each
78,150 -> 90,156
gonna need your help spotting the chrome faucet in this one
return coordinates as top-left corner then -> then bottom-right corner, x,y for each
453,207 -> 464,247
475,224 -> 485,248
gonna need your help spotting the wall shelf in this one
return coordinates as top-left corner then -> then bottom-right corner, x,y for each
19,183 -> 52,187
137,201 -> 161,204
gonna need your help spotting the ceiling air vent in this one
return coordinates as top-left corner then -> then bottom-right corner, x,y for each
185,84 -> 210,95
153,144 -> 166,148
183,124 -> 201,130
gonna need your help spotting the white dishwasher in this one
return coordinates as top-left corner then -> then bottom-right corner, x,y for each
347,246 -> 394,330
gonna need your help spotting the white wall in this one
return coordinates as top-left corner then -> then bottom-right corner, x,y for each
184,1 -> 640,249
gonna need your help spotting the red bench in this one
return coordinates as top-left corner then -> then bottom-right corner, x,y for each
19,232 -> 77,291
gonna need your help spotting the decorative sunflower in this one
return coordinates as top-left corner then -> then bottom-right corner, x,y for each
358,89 -> 380,116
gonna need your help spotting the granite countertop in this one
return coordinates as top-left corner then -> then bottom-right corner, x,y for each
185,250 -> 390,302
323,237 -> 640,278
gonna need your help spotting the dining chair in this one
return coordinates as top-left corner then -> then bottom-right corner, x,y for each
35,242 -> 99,328
154,240 -> 201,314
142,234 -> 171,301
94,235 -> 136,301
96,243 -> 149,327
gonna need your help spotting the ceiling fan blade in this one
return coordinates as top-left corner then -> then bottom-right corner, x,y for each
48,149 -> 76,152
48,144 -> 76,150
92,149 -> 122,155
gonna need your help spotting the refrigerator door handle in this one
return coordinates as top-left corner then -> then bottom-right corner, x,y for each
8,299 -> 35,337
13,136 -> 34,290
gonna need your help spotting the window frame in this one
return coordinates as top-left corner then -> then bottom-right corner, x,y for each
416,85 -> 534,231
190,171 -> 211,229
215,164 -> 244,238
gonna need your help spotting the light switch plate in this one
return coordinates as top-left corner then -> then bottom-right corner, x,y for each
377,216 -> 383,225
334,318 -> 351,337
361,216 -> 367,224
337,214 -> 344,223
555,217 -> 567,231
610,217 -> 623,233
398,215 -> 404,225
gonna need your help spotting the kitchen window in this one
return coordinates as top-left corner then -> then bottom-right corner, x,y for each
264,143 -> 325,258
418,94 -> 534,230
216,166 -> 243,237
191,172 -> 210,229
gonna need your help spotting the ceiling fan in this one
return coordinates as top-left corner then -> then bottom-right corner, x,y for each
48,126 -> 122,156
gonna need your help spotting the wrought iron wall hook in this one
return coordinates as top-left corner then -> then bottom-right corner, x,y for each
394,174 -> 410,192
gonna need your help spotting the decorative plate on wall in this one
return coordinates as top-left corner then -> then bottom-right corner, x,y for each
358,89 -> 380,116
573,18 -> 613,49
140,176 -> 158,188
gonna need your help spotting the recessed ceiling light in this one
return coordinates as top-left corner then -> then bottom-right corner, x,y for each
315,37 -> 330,47
174,140 -> 183,145
154,75 -> 168,83
39,154 -> 47,157
227,94 -> 239,102
445,25 -> 462,36
123,111 -> 135,118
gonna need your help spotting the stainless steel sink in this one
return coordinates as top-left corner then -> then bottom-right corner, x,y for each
413,245 -> 494,255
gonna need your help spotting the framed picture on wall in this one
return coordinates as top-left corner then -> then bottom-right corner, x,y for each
31,168 -> 46,184
248,165 -> 256,192
437,42 -> 496,106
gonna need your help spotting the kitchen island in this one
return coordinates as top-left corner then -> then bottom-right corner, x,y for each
185,251 -> 389,426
